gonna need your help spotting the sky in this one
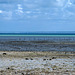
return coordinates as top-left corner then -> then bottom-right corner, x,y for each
0,0 -> 75,32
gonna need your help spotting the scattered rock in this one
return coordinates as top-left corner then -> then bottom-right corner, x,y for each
43,59 -> 46,61
7,67 -> 10,70
25,58 -> 29,60
6,67 -> 14,70
30,58 -> 33,60
66,70 -> 69,72
52,57 -> 56,59
3,53 -> 7,55
49,59 -> 52,60
22,72 -> 24,75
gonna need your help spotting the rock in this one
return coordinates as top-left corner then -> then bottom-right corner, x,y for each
49,59 -> 52,60
22,72 -> 24,75
52,57 -> 56,59
25,58 -> 29,60
31,58 -> 33,60
3,53 -> 7,55
7,67 -> 10,70
43,59 -> 46,61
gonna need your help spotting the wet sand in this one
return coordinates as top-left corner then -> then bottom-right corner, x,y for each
0,51 -> 75,75
0,40 -> 75,51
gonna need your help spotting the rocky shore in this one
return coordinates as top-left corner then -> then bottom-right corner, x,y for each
0,51 -> 75,75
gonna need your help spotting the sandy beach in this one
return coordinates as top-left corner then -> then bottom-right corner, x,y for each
0,51 -> 75,75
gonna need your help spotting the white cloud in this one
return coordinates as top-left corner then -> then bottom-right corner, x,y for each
2,11 -> 12,20
16,4 -> 24,15
17,4 -> 23,10
0,10 -> 3,13
61,0 -> 75,18
25,11 -> 31,14
56,0 -> 65,7
0,0 -> 75,20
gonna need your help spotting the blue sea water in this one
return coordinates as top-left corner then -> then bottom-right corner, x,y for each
0,32 -> 75,36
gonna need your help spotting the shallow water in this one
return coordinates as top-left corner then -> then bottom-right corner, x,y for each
0,35 -> 75,51
0,35 -> 75,41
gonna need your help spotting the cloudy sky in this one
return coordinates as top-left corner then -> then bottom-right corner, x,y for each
0,0 -> 75,32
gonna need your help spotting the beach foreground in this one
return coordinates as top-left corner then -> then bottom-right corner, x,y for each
0,51 -> 75,75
